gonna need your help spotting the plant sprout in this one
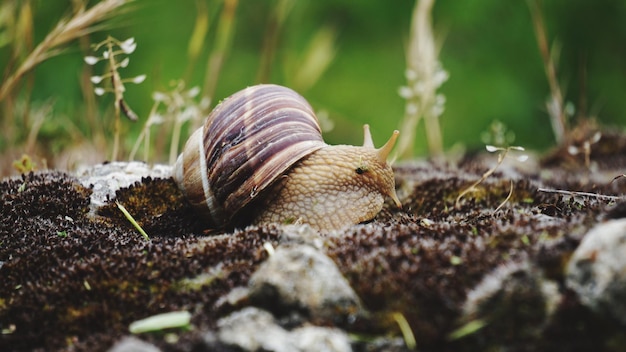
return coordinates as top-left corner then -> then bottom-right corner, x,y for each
85,36 -> 145,161
457,121 -> 528,208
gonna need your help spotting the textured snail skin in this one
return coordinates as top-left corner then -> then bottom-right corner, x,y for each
174,84 -> 401,232
253,144 -> 400,231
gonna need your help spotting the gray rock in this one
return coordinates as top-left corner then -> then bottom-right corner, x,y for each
291,325 -> 352,352
566,218 -> 626,324
75,161 -> 172,210
278,224 -> 326,249
460,259 -> 560,344
248,244 -> 362,324
216,307 -> 352,352
218,307 -> 293,352
108,336 -> 161,352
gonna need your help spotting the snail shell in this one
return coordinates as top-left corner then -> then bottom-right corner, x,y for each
174,84 -> 400,231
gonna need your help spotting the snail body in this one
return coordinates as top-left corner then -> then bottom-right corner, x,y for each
174,84 -> 400,232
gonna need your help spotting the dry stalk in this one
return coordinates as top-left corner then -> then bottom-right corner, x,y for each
397,0 -> 447,158
537,188 -> 621,202
203,0 -> 238,105
493,180 -> 515,214
184,0 -> 211,83
527,0 -> 568,143
288,25 -> 337,93
0,0 -> 130,102
256,0 -> 295,84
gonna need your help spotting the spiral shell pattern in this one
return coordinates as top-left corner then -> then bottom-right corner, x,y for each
175,84 -> 326,228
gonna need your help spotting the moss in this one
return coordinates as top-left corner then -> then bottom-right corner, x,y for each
0,172 -> 282,350
326,159 -> 616,348
96,177 -> 207,237
2,145 -> 626,350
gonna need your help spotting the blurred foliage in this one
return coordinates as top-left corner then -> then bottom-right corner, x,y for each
1,0 -> 626,174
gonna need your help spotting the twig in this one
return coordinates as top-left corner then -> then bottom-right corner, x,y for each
537,188 -> 622,201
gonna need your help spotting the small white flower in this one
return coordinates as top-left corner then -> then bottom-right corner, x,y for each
435,94 -> 446,106
148,113 -> 165,125
431,104 -> 445,117
94,87 -> 106,96
398,86 -> 413,99
516,154 -> 529,162
90,76 -> 104,84
567,145 -> 580,155
119,57 -> 130,68
103,50 -> 109,59
486,145 -> 500,153
412,82 -> 425,94
131,75 -> 146,84
152,91 -> 168,102
199,96 -> 211,110
120,37 -> 137,54
433,67 -> 449,87
406,103 -> 419,115
405,69 -> 417,81
179,106 -> 197,122
84,56 -> 99,65
186,86 -> 200,98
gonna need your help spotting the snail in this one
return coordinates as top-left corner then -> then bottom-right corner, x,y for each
174,84 -> 401,232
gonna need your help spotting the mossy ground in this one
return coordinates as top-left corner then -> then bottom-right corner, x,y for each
2,129 -> 626,351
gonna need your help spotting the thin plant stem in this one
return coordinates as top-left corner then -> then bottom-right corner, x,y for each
129,100 -> 160,162
493,180 -> 514,214
106,39 -> 122,161
169,115 -> 184,165
203,0 -> 238,104
0,0 -> 129,102
537,188 -> 621,201
527,0 -> 567,143
392,312 -> 417,350
397,0 -> 446,158
184,0 -> 211,83
116,201 -> 150,241
456,149 -> 509,206
256,0 -> 294,83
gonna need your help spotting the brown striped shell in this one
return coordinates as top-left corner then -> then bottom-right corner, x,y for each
174,84 -> 327,228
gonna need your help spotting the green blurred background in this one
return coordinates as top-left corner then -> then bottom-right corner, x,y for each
2,0 -> 626,174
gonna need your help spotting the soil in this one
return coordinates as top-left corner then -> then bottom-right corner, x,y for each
2,124 -> 626,351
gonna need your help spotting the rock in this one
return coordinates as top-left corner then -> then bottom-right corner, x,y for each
248,244 -> 362,324
216,307 -> 351,352
291,325 -> 352,352
75,161 -> 172,210
566,218 -> 626,324
217,307 -> 291,352
458,259 -> 560,346
108,336 -> 161,352
278,224 -> 326,249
